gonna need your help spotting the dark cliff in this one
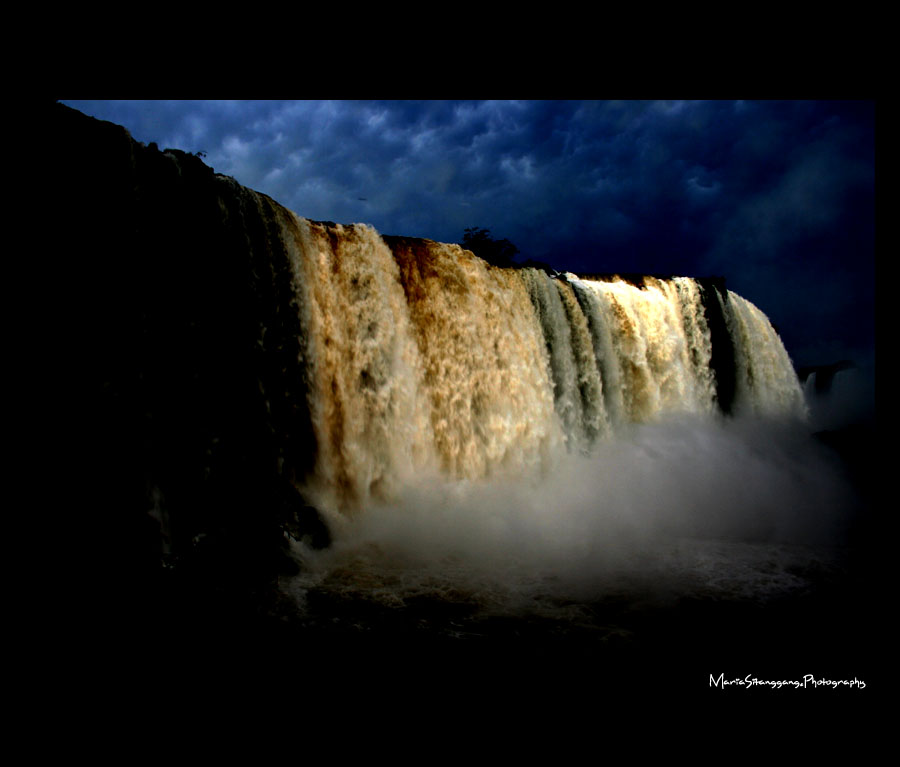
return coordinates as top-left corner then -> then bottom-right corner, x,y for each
49,103 -> 328,657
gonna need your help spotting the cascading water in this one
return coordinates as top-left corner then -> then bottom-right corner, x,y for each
724,289 -> 810,418
273,213 -> 808,521
52,102 -> 873,695
220,204 -> 855,633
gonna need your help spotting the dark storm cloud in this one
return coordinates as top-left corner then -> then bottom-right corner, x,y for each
60,99 -> 875,369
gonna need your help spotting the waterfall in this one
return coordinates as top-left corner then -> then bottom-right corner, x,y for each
250,208 -> 808,521
724,290 -> 809,417
52,104 -> 867,678
270,217 -> 839,622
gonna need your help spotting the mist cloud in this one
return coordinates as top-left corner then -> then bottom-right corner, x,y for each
289,413 -> 859,616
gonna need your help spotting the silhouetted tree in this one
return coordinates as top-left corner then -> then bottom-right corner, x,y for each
461,227 -> 519,267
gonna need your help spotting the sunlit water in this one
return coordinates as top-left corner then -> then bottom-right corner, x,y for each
223,202 -> 859,638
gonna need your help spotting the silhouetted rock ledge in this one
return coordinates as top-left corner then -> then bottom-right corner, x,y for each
49,102 -> 326,638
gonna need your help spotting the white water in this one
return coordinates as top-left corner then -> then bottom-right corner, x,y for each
246,208 -> 851,623
279,217 -> 809,517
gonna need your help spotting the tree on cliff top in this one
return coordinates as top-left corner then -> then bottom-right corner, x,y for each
461,227 -> 519,267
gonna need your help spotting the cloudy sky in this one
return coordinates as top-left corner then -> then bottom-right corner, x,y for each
61,100 -> 876,371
